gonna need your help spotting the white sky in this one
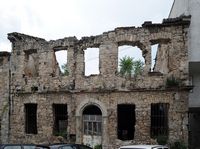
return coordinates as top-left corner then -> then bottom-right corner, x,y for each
0,0 -> 174,75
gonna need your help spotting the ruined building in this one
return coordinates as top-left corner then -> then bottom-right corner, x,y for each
0,16 -> 191,148
170,0 -> 200,148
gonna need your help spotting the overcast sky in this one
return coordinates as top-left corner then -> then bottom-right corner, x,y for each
0,0 -> 174,75
0,0 -> 174,51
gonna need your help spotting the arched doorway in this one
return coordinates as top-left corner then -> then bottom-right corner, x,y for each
82,105 -> 102,147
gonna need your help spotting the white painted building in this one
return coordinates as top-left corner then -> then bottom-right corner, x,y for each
169,0 -> 200,148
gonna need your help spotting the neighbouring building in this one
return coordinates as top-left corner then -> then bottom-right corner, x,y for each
169,0 -> 200,148
0,16 -> 191,149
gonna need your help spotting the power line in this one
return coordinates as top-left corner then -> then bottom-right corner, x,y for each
85,46 -> 137,62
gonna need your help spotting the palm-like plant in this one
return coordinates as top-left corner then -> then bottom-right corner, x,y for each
133,60 -> 144,76
119,56 -> 144,77
119,56 -> 134,77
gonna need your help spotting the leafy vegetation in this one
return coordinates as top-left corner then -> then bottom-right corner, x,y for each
61,63 -> 69,76
54,130 -> 67,139
94,144 -> 102,149
156,135 -> 168,145
119,56 -> 144,77
170,141 -> 187,149
166,76 -> 180,87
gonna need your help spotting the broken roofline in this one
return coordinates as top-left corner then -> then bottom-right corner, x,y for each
7,15 -> 191,45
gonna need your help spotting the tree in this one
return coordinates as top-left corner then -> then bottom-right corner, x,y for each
61,63 -> 69,76
119,56 -> 144,77
132,59 -> 144,76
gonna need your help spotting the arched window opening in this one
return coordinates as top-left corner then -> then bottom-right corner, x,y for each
55,50 -> 68,76
118,45 -> 144,77
117,104 -> 135,140
83,105 -> 102,136
84,48 -> 100,76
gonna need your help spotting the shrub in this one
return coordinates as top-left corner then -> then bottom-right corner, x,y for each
166,76 -> 180,87
170,141 -> 187,149
156,135 -> 168,145
94,144 -> 102,149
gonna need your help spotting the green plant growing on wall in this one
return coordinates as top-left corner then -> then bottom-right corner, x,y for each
55,130 -> 67,139
94,144 -> 102,149
170,141 -> 187,149
156,135 -> 168,145
166,76 -> 180,87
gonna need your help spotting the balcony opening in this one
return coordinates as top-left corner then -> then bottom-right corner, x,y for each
118,45 -> 144,77
84,48 -> 100,76
117,104 -> 135,140
151,103 -> 169,138
25,103 -> 37,134
55,50 -> 68,76
53,104 -> 68,136
151,44 -> 158,72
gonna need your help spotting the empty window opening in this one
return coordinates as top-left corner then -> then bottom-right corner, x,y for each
24,49 -> 39,77
25,103 -> 37,134
55,50 -> 68,75
84,48 -> 99,76
118,45 -> 144,77
83,105 -> 102,136
117,104 -> 135,140
151,44 -> 158,72
151,103 -> 169,138
53,104 -> 68,135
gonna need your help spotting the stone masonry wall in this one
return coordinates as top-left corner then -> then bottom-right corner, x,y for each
0,52 -> 10,143
2,16 -> 191,148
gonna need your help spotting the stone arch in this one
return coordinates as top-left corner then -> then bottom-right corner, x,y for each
76,98 -> 107,117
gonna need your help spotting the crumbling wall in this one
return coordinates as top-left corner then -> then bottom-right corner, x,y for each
6,16 -> 191,147
0,52 -> 10,143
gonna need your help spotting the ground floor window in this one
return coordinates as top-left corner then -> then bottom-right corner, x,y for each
53,104 -> 68,135
25,103 -> 37,134
151,103 -> 169,137
117,104 -> 135,140
83,105 -> 102,136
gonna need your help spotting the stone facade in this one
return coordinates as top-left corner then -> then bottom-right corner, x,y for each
0,52 -> 10,143
0,16 -> 191,148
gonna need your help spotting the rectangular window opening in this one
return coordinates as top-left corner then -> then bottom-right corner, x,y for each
84,48 -> 99,76
53,104 -> 68,135
118,45 -> 144,77
151,44 -> 158,72
117,104 -> 135,140
151,103 -> 169,138
25,103 -> 37,134
55,50 -> 68,76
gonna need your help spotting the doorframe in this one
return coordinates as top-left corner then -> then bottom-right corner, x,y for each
76,98 -> 108,147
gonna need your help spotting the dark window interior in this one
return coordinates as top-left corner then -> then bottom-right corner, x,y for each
117,104 -> 135,140
83,105 -> 102,115
53,104 -> 68,135
151,103 -> 169,137
25,103 -> 37,134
